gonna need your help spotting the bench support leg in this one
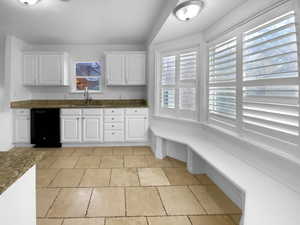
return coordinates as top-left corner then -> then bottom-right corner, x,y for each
187,147 -> 206,174
155,136 -> 166,159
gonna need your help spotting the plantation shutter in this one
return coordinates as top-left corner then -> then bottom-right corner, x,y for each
242,11 -> 299,143
208,38 -> 237,126
179,51 -> 197,80
161,88 -> 176,109
179,50 -> 197,111
161,55 -> 176,109
179,88 -> 196,110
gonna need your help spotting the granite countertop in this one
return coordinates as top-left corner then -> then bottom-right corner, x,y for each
0,148 -> 45,195
10,99 -> 148,109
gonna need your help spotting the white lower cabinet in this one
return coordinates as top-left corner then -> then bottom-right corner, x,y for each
60,108 -> 148,144
104,108 -> 125,142
13,109 -> 30,144
61,116 -> 82,143
61,109 -> 103,144
82,117 -> 103,142
104,131 -> 124,142
125,116 -> 148,142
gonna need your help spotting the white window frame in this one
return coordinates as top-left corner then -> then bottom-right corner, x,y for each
157,46 -> 200,121
71,60 -> 103,93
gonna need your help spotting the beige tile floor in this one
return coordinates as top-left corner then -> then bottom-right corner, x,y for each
35,146 -> 242,225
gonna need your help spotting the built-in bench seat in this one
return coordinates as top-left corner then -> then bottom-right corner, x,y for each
150,117 -> 300,225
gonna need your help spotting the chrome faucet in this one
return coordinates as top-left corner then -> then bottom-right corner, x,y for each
84,87 -> 92,104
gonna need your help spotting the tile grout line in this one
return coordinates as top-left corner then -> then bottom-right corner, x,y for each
78,168 -> 88,187
73,155 -> 82,168
136,167 -> 141,186
155,186 -> 168,216
108,168 -> 112,186
187,215 -> 194,225
85,188 -> 94,217
124,187 -> 127,217
46,168 -> 62,188
98,155 -> 103,168
187,185 -> 208,215
44,187 -> 62,218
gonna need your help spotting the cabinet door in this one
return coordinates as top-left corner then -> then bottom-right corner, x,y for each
125,54 -> 146,85
23,55 -> 38,85
14,116 -> 30,143
82,116 -> 103,142
61,116 -> 82,143
39,54 -> 62,85
106,54 -> 125,85
125,116 -> 148,142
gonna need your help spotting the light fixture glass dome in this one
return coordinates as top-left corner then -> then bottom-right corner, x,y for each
173,0 -> 204,21
19,0 -> 40,6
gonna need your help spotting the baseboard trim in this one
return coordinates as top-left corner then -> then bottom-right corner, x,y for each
62,142 -> 150,147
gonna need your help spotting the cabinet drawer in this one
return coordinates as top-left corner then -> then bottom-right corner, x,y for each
126,108 -> 148,116
104,123 -> 124,130
82,108 -> 103,116
15,109 -> 30,116
104,108 -> 124,116
104,116 -> 124,123
61,108 -> 82,116
104,131 -> 124,142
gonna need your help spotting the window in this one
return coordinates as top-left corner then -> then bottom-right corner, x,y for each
242,11 -> 299,142
207,10 -> 300,146
208,38 -> 237,128
159,49 -> 198,119
74,61 -> 102,92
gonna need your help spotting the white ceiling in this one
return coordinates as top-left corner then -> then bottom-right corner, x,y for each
0,0 -> 169,45
153,0 -> 248,44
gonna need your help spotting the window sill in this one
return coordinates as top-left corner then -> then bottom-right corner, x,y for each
153,114 -> 201,125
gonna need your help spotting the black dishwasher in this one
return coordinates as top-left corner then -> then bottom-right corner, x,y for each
31,108 -> 61,148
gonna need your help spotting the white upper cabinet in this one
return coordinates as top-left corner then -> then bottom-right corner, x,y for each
39,54 -> 63,85
23,52 -> 69,86
106,52 -> 146,86
23,55 -> 38,85
125,53 -> 146,85
106,54 -> 125,85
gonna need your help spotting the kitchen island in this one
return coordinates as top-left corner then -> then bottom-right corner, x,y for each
0,148 -> 45,225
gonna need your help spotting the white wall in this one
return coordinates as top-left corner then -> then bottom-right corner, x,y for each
9,36 -> 32,101
23,44 -> 147,100
0,34 -> 13,151
0,35 -> 33,151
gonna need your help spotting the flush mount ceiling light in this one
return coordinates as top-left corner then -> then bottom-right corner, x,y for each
19,0 -> 40,6
173,0 -> 204,22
